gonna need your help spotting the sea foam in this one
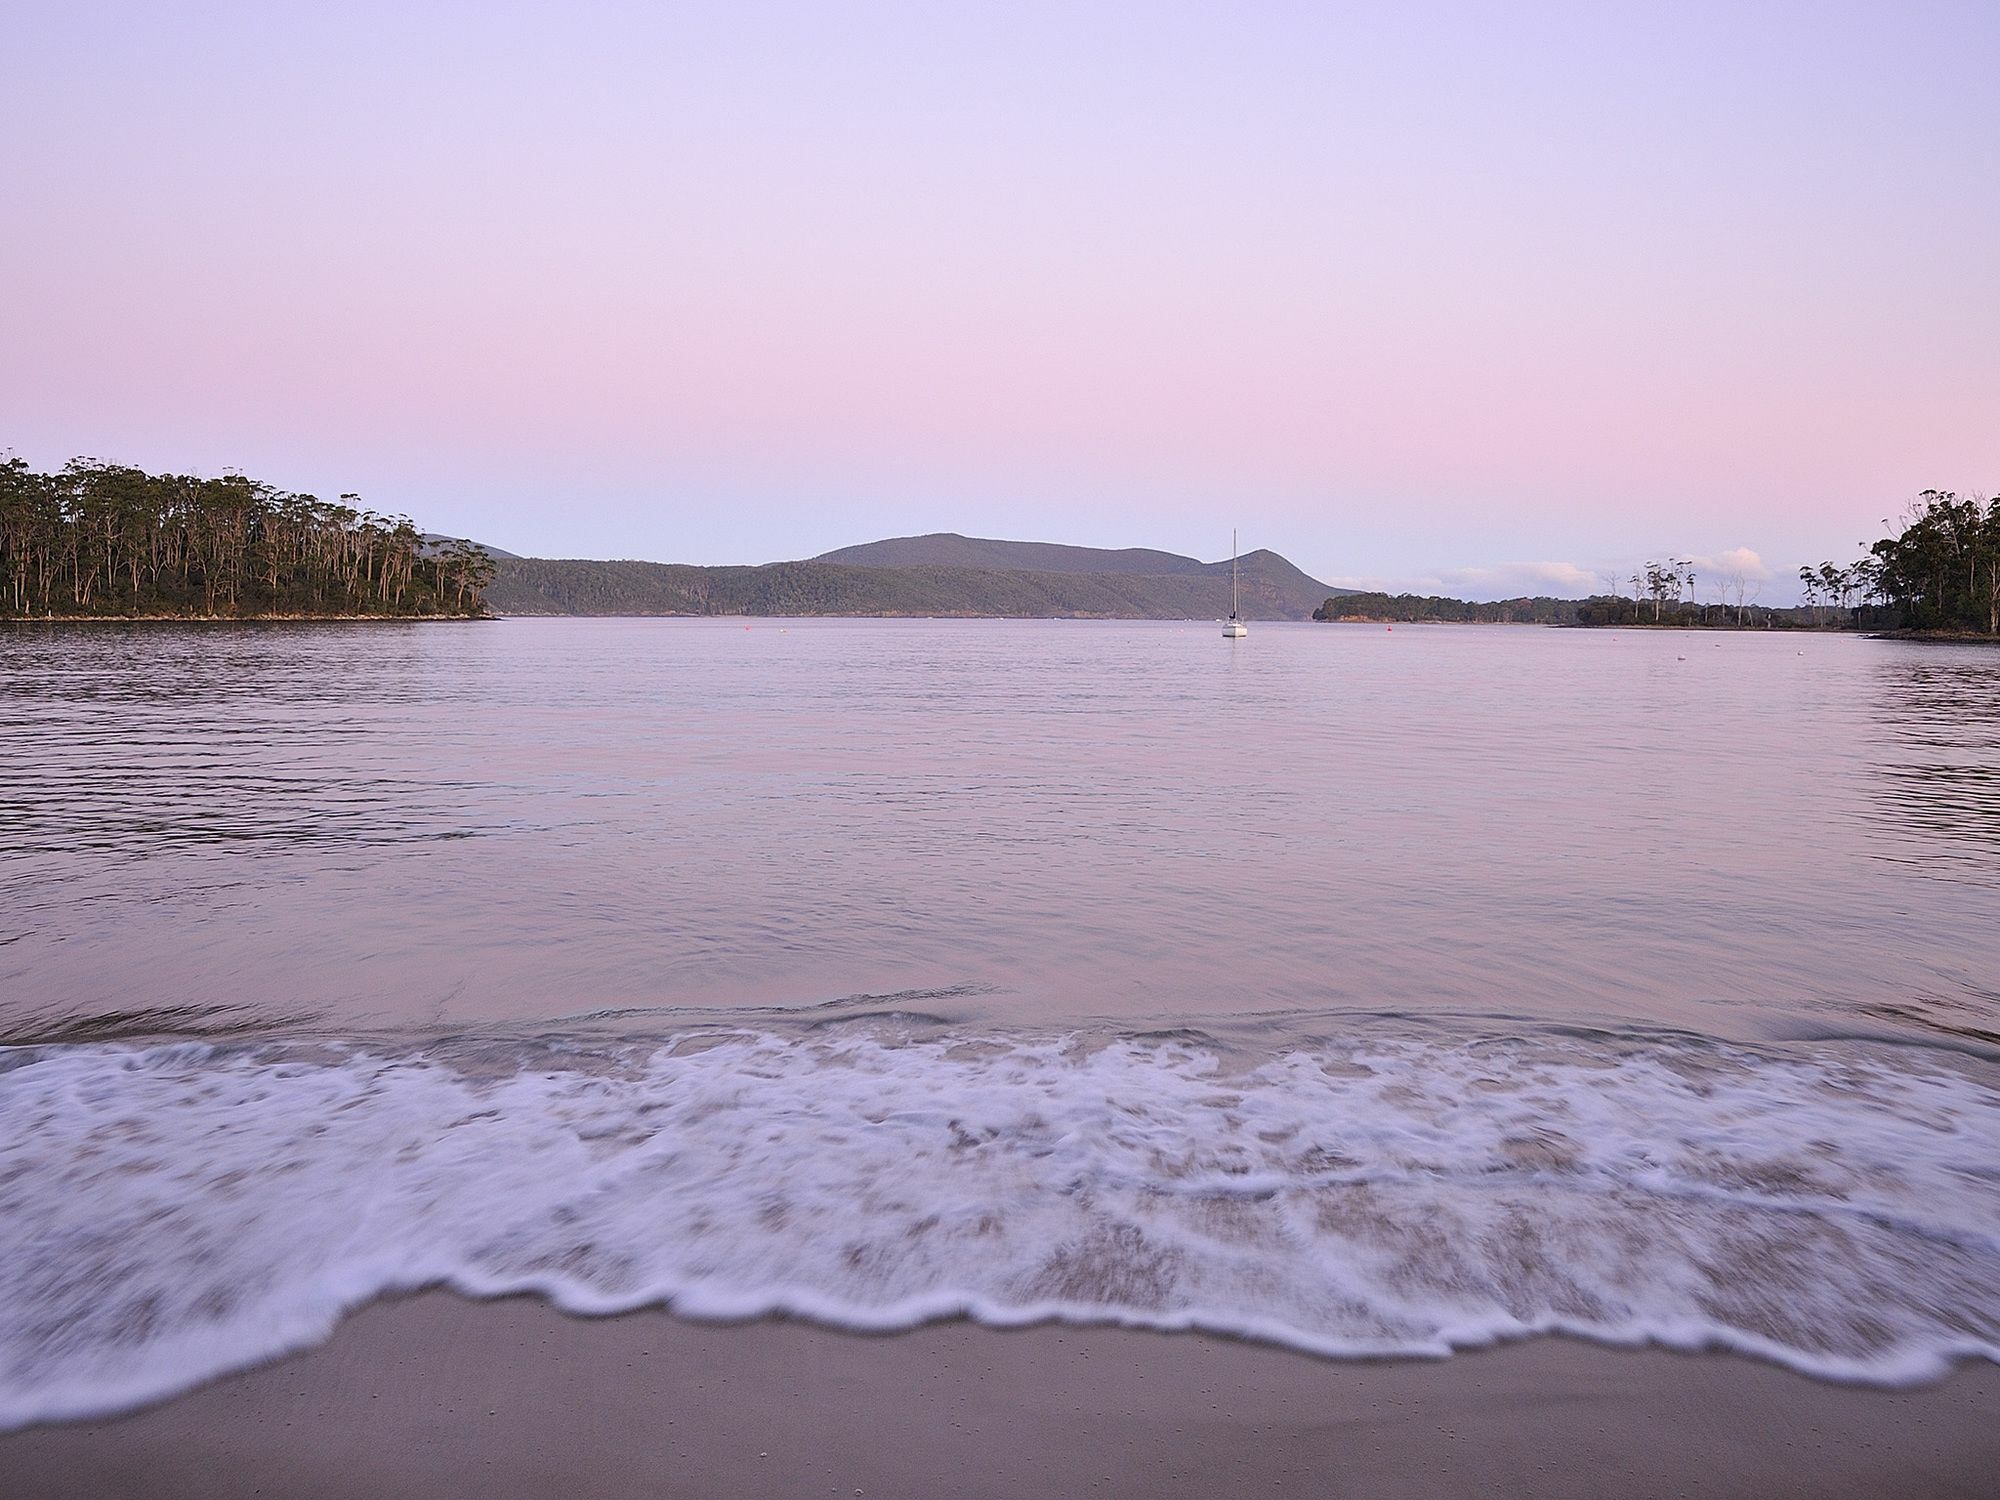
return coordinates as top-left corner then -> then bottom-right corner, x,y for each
4,1021 -> 1999,1427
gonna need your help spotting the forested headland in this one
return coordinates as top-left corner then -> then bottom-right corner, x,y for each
1,456 -> 494,619
1860,489 -> 2000,636
1314,593 -> 1596,625
1315,490 -> 2000,637
483,544 -> 1342,619
1313,591 -> 1866,629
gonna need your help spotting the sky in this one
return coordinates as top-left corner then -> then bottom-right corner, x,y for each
3,2 -> 1995,600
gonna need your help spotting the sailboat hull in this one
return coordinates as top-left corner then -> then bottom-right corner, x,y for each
1222,621 -> 1247,638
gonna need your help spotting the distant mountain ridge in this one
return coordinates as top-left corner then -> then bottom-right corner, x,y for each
483,532 -> 1353,619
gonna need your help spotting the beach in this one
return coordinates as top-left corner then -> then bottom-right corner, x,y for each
7,621 -> 2000,1497
6,1293 -> 1996,1499
11,0 -> 2000,1490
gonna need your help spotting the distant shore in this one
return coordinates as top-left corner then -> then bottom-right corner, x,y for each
5,1293 -> 1996,1499
2,613 -> 490,624
1867,628 -> 2000,644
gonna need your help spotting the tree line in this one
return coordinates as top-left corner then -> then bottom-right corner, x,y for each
1857,489 -> 2000,634
1311,589 -> 1832,628
1312,593 -> 1589,624
1,455 -> 495,618
1315,490 -> 1999,635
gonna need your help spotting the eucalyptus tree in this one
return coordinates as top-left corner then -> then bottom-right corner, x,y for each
1866,490 -> 1998,631
0,455 -> 492,618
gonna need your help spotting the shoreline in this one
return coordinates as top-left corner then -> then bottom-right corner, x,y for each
1,612 -> 492,624
5,1292 -> 1996,1499
1866,628 -> 2000,643
17,614 -> 1987,636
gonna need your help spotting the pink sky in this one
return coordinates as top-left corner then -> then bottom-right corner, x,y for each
3,2 -> 1994,598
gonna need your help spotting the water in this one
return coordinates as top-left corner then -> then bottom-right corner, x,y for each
3,619 -> 1998,1421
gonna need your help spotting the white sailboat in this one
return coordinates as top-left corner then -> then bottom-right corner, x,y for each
1222,530 -> 1248,637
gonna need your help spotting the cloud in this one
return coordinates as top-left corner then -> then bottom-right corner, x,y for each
1685,547 -> 1771,583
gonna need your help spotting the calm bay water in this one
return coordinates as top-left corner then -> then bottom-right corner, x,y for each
3,619 -> 1998,1418
4,618 -> 1997,1040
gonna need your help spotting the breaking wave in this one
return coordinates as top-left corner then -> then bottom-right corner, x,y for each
4,1018 -> 1999,1426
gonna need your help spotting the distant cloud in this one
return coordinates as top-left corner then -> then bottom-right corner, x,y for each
1686,547 -> 1771,583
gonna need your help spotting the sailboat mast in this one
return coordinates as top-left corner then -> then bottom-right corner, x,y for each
1221,529 -> 1248,636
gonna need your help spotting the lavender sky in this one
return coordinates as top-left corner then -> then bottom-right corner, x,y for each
3,2 -> 1994,598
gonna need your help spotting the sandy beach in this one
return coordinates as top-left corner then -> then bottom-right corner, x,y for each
5,1292 -> 1996,1500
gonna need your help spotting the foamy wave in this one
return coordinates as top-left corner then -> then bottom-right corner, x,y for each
4,1022 -> 1999,1426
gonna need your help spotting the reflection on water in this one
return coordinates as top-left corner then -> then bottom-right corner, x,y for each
2,619 -> 1997,1046
1868,650 -> 2000,886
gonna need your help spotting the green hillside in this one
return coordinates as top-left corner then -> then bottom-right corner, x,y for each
486,544 -> 1348,620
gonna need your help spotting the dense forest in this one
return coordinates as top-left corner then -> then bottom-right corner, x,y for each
0,456 -> 494,618
1316,592 -> 1856,628
1316,490 -> 2000,635
1313,593 -> 1591,625
1863,489 -> 2000,634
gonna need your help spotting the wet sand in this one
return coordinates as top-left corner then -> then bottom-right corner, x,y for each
5,1292 -> 1997,1499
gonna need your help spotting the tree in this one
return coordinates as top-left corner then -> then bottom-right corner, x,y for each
0,455 -> 493,619
1642,561 -> 1677,622
1713,569 -> 1761,626
1865,490 -> 2000,632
